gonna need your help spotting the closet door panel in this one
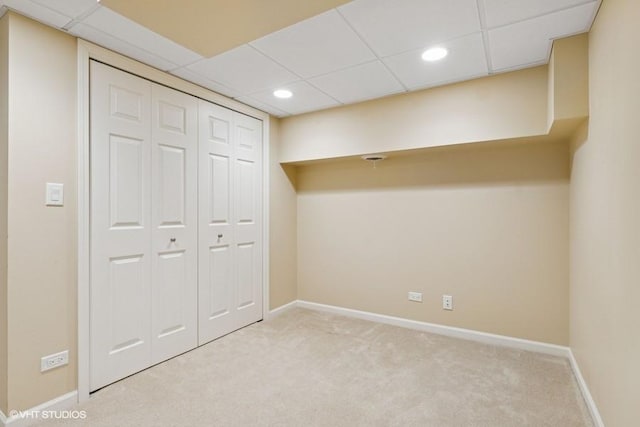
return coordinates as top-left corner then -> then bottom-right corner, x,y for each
233,113 -> 263,327
198,104 -> 263,344
151,84 -> 198,363
198,101 -> 237,344
90,61 -> 153,391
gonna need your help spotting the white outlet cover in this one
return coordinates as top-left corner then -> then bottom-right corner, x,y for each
41,350 -> 69,372
443,295 -> 453,310
408,292 -> 423,302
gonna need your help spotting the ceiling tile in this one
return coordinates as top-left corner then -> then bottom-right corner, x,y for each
31,0 -> 98,19
483,0 -> 596,28
3,0 -> 72,27
81,6 -> 202,67
250,10 -> 375,78
69,23 -> 178,71
488,2 -> 599,71
187,45 -> 300,95
249,81 -> 340,115
309,60 -> 405,104
170,68 -> 241,99
338,0 -> 481,57
235,96 -> 290,118
383,33 -> 488,90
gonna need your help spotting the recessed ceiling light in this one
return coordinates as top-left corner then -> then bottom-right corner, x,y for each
273,89 -> 293,99
421,47 -> 448,62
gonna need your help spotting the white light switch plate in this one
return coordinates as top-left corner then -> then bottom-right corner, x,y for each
46,183 -> 64,206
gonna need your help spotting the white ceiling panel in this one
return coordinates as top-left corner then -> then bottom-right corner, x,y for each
250,10 -> 375,78
489,2 -> 599,71
338,0 -> 481,58
7,0 -> 599,117
235,96 -> 290,118
170,68 -> 241,99
309,60 -> 405,104
81,7 -> 202,67
384,33 -> 488,90
249,81 -> 340,115
3,0 -> 72,27
68,23 -> 178,71
31,0 -> 98,20
483,0 -> 596,29
187,45 -> 300,95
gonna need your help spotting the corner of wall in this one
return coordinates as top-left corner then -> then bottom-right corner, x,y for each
269,116 -> 298,309
548,34 -> 589,129
569,0 -> 640,425
0,10 -> 9,417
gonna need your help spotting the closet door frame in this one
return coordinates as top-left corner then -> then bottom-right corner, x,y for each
76,42 -> 271,402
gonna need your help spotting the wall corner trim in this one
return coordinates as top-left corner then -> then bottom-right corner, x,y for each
568,350 -> 605,427
267,300 -> 298,319
291,300 -> 602,426
0,391 -> 77,427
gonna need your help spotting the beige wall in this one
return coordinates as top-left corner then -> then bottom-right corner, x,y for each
268,117 -> 297,309
549,34 -> 588,123
279,66 -> 549,163
297,141 -> 570,344
5,13 -> 77,411
570,0 -> 640,425
0,12 -> 9,416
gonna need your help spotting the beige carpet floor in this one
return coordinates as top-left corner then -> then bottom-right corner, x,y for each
32,308 -> 592,427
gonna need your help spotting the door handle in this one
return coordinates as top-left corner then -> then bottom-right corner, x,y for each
170,238 -> 176,243
217,234 -> 223,239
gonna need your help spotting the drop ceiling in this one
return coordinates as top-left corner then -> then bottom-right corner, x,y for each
0,0 -> 600,118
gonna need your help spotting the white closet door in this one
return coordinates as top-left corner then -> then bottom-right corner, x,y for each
150,84 -> 198,364
90,61 -> 152,390
90,63 -> 199,391
232,112 -> 263,328
198,101 -> 263,344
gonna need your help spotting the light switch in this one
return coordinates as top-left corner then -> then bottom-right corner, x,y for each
46,183 -> 64,206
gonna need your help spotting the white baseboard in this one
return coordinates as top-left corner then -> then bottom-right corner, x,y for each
267,299 -> 298,319
0,301 -> 604,427
0,391 -> 78,427
298,300 -> 570,357
568,350 -> 605,427
297,300 -> 603,426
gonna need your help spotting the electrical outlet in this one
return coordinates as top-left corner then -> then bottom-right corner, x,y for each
408,291 -> 423,302
442,295 -> 453,310
41,350 -> 69,372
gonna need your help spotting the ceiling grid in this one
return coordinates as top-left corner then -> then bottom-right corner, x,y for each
0,0 -> 601,117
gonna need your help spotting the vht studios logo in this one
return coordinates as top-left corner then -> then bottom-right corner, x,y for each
9,409 -> 87,420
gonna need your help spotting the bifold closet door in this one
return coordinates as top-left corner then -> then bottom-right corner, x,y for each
150,82 -> 198,364
90,61 -> 198,391
198,101 -> 263,345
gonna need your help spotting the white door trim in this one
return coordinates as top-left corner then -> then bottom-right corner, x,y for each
76,40 -> 271,402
